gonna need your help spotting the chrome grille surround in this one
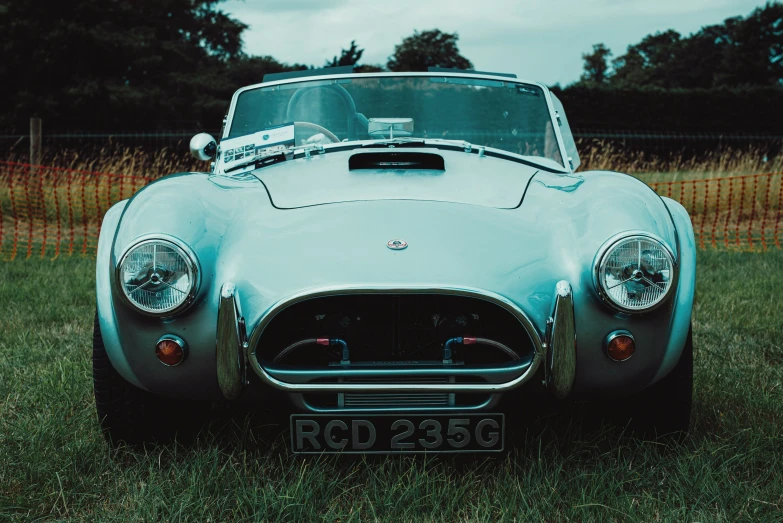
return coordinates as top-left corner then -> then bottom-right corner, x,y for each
245,285 -> 544,393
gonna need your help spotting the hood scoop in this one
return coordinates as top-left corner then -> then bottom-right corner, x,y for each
349,152 -> 445,171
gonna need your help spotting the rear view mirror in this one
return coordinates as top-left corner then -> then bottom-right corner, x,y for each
368,118 -> 414,139
189,133 -> 217,161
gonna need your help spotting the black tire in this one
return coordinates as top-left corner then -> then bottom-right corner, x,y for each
610,324 -> 694,439
93,312 -> 188,445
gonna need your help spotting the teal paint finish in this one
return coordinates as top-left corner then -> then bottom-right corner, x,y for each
653,197 -> 696,383
94,72 -> 694,403
96,159 -> 691,400
95,200 -> 143,388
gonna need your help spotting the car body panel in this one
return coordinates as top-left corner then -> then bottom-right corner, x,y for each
98,162 -> 689,400
95,71 -> 695,410
254,148 -> 538,209
654,197 -> 696,383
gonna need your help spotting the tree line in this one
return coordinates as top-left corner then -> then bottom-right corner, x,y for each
578,2 -> 783,88
0,0 -> 780,134
0,0 -> 473,131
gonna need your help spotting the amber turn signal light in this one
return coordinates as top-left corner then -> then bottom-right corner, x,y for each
606,331 -> 635,361
156,336 -> 186,366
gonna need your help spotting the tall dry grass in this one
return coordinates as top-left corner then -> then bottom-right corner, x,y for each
577,142 -> 782,181
4,146 -> 201,178
4,142 -> 782,180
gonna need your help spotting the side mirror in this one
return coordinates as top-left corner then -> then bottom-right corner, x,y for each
189,133 -> 217,161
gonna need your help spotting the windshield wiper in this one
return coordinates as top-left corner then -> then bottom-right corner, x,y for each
361,138 -> 427,148
362,137 -> 481,151
223,137 -> 566,174
224,138 -> 427,173
224,152 -> 286,173
224,143 -> 326,173
361,138 -> 568,172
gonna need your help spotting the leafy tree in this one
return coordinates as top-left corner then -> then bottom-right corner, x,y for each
326,40 -> 364,67
715,3 -> 783,87
355,64 -> 385,73
605,2 -> 783,88
580,43 -> 613,85
611,30 -> 682,87
0,0 -> 247,130
387,29 -> 473,72
324,40 -> 385,72
225,55 -> 308,87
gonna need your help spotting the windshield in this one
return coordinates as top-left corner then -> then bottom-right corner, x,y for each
227,74 -> 564,168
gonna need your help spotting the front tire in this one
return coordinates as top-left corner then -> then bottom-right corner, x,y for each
92,312 -> 187,445
613,325 -> 694,438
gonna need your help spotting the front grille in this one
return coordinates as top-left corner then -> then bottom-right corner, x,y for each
258,293 -> 535,366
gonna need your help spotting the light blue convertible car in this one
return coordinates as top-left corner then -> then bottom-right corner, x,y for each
94,68 -> 695,451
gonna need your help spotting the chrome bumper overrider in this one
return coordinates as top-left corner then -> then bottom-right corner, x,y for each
216,283 -> 247,399
216,283 -> 576,397
545,281 -> 576,399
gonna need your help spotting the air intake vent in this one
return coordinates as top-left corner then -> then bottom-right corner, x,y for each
340,377 -> 453,408
349,152 -> 445,171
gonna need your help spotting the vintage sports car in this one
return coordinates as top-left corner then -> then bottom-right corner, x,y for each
94,68 -> 695,451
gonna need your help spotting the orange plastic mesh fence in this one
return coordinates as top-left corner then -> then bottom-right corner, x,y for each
0,161 -> 151,260
0,161 -> 781,260
648,172 -> 783,251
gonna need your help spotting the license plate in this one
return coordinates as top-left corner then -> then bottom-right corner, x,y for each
290,413 -> 504,454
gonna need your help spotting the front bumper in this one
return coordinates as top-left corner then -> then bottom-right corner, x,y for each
217,281 -> 576,400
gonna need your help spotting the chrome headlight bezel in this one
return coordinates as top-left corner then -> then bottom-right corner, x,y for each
115,235 -> 200,317
593,232 -> 678,314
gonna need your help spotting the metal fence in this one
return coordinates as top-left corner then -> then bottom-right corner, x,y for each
0,160 -> 781,261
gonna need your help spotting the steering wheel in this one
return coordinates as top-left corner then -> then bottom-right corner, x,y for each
294,121 -> 340,144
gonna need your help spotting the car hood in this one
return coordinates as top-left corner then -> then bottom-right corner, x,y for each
252,148 -> 540,209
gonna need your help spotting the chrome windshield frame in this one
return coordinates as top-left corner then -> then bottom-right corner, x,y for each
220,72 -> 572,173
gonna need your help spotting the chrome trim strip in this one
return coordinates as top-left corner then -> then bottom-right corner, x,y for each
592,231 -> 679,314
114,234 -> 201,318
297,396 -> 497,413
541,87 -> 572,173
216,282 -> 247,400
245,285 -> 544,393
265,359 -> 533,384
546,281 -> 576,399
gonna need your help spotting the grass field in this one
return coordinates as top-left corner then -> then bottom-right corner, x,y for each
1,250 -> 782,521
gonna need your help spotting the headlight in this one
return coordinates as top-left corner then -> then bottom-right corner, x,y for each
595,234 -> 676,312
117,237 -> 199,316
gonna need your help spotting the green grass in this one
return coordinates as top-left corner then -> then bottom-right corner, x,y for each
1,251 -> 782,521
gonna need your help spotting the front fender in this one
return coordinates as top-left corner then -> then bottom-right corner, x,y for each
97,172 -> 270,399
95,200 -> 142,387
653,197 -> 696,383
520,170 -> 687,394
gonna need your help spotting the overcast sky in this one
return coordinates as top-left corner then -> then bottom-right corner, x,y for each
222,0 -> 769,85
